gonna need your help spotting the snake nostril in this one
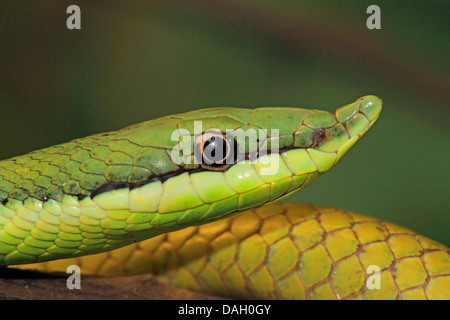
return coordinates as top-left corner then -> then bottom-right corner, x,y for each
311,128 -> 326,145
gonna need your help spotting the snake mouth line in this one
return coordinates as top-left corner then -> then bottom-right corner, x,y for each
87,120 -> 376,200
85,100 -> 383,201
88,144 -> 310,200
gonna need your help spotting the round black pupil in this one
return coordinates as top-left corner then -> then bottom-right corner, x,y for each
204,136 -> 228,163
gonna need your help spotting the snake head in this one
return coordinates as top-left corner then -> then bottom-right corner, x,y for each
90,95 -> 383,234
117,95 -> 382,230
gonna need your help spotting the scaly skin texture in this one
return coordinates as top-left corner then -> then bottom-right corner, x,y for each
0,96 -> 381,265
8,95 -> 447,299
21,204 -> 450,300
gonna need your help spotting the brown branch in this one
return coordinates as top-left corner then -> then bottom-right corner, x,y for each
0,267 -> 219,300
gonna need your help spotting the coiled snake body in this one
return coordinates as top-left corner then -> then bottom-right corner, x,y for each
1,96 -> 448,299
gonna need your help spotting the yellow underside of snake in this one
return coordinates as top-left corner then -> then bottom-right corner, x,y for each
21,203 -> 450,300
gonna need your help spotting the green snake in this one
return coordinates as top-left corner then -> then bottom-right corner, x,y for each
1,96 -> 449,299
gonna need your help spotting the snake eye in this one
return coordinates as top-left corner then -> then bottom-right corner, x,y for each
195,132 -> 235,170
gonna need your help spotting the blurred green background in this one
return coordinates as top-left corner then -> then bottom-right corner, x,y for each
0,1 -> 448,244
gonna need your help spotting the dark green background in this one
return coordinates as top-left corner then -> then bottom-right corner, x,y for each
1,1 -> 448,244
